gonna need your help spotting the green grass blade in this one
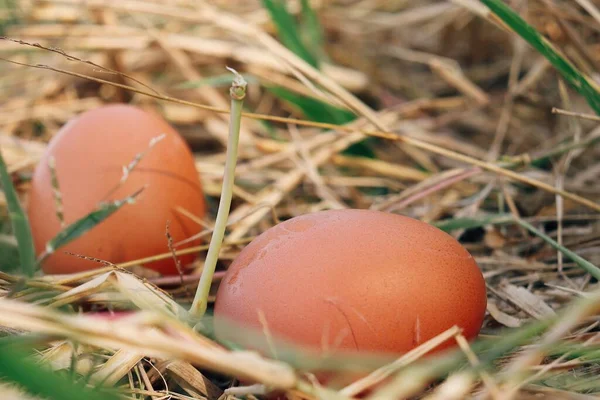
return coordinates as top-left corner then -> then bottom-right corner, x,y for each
0,0 -> 20,36
373,316 -> 555,397
0,344 -> 121,400
0,234 -> 20,273
481,0 -> 600,115
261,2 -> 379,158
267,86 -> 376,157
262,0 -> 319,68
379,291 -> 600,395
501,135 -> 600,170
433,213 -> 513,232
299,0 -> 326,62
515,218 -> 600,280
268,86 -> 355,124
434,213 -> 600,279
40,187 -> 143,260
0,148 -> 37,277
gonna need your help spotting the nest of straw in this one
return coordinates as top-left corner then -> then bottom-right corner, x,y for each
1,0 -> 600,399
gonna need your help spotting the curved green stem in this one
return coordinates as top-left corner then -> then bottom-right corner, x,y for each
189,69 -> 247,320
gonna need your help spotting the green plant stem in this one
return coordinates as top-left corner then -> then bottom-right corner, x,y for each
516,218 -> 600,280
499,135 -> 600,169
189,69 -> 247,319
0,148 -> 36,277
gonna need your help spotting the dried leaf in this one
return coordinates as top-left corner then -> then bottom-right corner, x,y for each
166,361 -> 223,400
500,283 -> 556,320
487,300 -> 523,328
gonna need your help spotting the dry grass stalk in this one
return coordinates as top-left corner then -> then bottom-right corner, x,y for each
91,349 -> 145,386
4,46 -> 599,212
2,0 -> 600,398
340,326 -> 461,397
0,298 -> 298,389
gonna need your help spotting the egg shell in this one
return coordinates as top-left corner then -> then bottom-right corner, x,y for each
27,104 -> 206,275
214,209 -> 487,357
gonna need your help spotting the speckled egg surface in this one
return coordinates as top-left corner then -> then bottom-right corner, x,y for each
27,104 -> 206,275
214,209 -> 487,356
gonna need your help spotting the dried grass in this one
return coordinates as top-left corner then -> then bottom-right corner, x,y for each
1,0 -> 600,399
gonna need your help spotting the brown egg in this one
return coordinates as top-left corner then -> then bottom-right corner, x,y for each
214,209 -> 487,358
27,104 -> 206,275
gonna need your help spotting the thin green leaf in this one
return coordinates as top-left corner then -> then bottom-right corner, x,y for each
262,0 -> 319,68
372,315 -> 555,398
0,148 -> 36,277
268,86 -> 355,124
481,0 -> 600,114
499,135 -> 600,169
0,234 -> 20,273
0,344 -> 121,400
0,0 -> 20,36
435,214 -> 600,279
515,218 -> 600,280
299,0 -> 326,62
433,213 -> 512,232
267,86 -> 376,157
378,290 -> 600,395
544,340 -> 600,362
40,187 -> 144,260
263,0 -> 376,156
